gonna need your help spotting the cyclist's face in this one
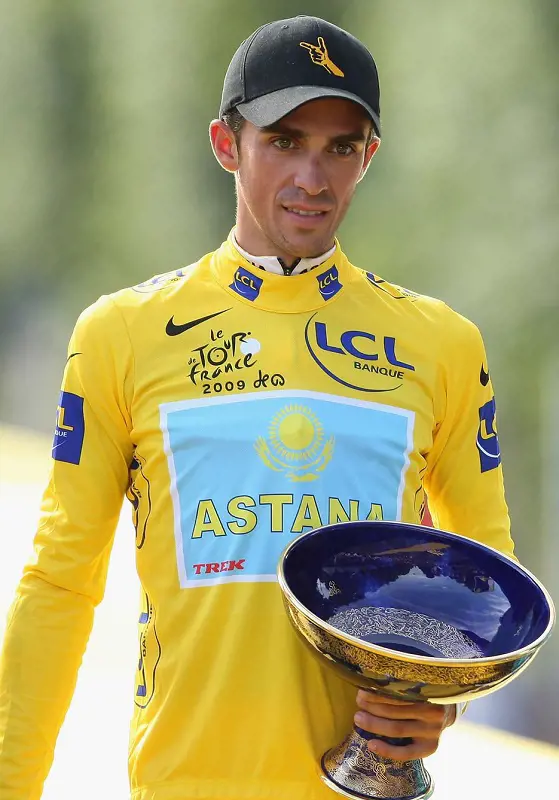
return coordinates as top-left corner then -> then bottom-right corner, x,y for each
213,98 -> 379,262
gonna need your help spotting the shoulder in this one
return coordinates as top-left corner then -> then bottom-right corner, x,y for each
126,259 -> 201,297
74,254 -> 210,332
356,267 -> 444,314
117,255 -> 206,307
355,267 -> 483,346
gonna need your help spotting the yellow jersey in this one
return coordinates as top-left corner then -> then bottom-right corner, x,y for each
0,236 -> 514,799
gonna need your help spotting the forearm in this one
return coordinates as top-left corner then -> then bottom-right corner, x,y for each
0,574 -> 94,799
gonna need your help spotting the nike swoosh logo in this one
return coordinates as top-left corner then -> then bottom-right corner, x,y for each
165,309 -> 231,336
480,365 -> 490,386
66,352 -> 82,364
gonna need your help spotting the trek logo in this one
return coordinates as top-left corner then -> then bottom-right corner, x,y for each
230,266 -> 263,301
166,308 -> 230,336
317,266 -> 343,301
300,37 -> 344,77
305,315 -> 415,393
192,559 -> 245,575
477,397 -> 501,472
52,391 -> 85,465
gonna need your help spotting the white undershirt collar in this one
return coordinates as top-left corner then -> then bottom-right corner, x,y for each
232,233 -> 335,276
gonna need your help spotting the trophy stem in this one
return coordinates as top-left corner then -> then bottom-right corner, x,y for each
320,725 -> 434,800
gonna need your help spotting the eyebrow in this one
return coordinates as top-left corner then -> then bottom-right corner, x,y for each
260,123 -> 368,143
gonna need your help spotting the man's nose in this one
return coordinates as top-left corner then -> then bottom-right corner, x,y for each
293,157 -> 328,196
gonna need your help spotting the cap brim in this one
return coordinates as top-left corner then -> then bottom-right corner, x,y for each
237,86 -> 381,137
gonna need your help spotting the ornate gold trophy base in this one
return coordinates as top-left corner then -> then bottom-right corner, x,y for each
320,725 -> 434,800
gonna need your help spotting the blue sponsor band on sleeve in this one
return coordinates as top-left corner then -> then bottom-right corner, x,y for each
52,391 -> 85,465
476,397 -> 501,472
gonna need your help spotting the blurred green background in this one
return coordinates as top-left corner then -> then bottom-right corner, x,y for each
1,0 -> 557,746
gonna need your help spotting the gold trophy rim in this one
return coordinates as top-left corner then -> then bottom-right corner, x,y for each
276,520 -> 556,668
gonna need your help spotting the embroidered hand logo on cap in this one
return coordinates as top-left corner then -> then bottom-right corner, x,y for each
299,37 -> 344,77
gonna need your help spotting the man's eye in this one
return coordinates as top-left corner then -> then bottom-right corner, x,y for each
333,143 -> 355,156
272,138 -> 294,150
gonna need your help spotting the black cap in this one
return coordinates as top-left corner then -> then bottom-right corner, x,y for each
220,16 -> 381,137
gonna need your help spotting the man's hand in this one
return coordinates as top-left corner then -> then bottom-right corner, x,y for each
354,690 -> 457,761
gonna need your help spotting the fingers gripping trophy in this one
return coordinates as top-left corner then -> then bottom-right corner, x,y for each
277,521 -> 555,800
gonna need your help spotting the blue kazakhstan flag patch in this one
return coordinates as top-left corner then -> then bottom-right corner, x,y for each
160,390 -> 414,588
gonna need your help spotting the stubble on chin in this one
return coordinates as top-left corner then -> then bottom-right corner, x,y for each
282,229 -> 337,259
269,217 -> 332,260
273,231 -> 323,261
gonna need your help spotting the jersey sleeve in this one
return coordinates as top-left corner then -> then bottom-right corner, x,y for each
424,312 -> 515,558
0,295 -> 134,799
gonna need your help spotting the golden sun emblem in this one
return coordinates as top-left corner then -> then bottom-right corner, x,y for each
255,404 -> 335,482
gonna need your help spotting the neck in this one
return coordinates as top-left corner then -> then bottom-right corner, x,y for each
233,210 -> 334,266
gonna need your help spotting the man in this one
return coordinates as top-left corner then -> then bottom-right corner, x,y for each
0,15 -> 514,800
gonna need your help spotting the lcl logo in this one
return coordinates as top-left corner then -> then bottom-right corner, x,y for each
314,322 -> 415,371
304,314 -> 415,393
230,267 -> 263,301
317,266 -> 342,300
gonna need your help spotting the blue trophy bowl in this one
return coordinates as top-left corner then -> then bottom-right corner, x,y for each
277,521 -> 554,800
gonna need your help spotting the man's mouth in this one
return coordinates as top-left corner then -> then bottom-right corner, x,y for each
282,205 -> 329,218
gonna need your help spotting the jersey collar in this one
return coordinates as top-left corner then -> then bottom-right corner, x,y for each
210,233 -> 351,313
232,233 -> 336,276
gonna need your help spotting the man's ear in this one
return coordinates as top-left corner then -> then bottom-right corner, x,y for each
209,119 -> 239,173
358,136 -> 381,183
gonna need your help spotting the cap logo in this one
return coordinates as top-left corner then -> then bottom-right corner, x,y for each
299,37 -> 344,78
